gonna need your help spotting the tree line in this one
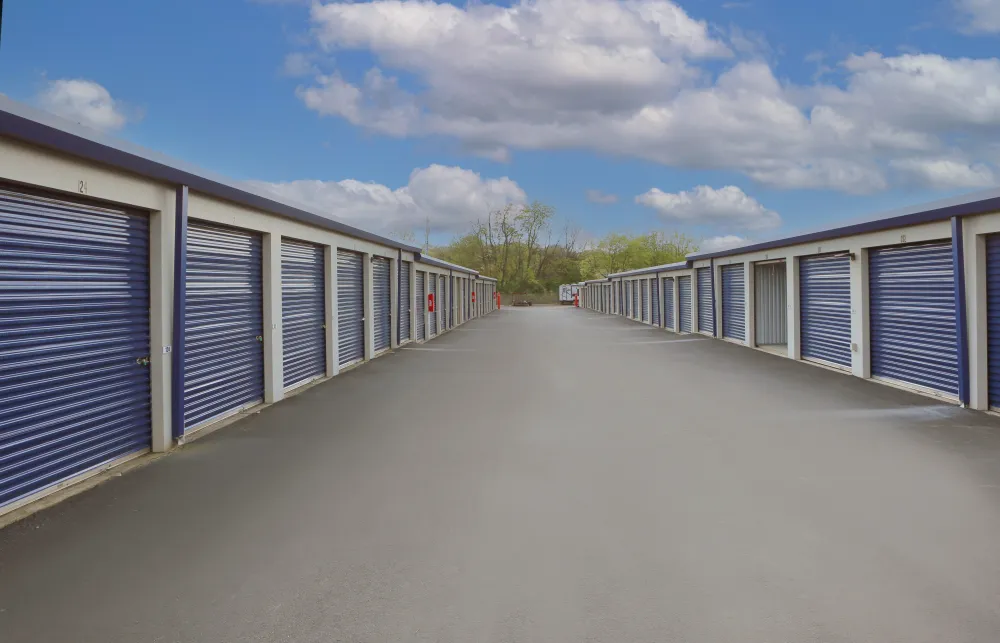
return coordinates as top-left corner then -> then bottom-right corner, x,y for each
430,202 -> 699,294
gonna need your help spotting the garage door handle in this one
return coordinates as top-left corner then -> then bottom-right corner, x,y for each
255,335 -> 263,342
135,356 -> 150,366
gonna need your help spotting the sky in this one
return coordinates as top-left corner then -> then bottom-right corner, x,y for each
2,0 -> 1000,250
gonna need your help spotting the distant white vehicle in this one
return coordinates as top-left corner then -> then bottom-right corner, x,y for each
559,283 -> 581,305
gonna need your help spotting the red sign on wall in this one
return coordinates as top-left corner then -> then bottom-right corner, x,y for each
428,292 -> 435,312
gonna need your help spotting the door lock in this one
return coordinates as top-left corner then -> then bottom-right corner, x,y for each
135,356 -> 151,366
255,335 -> 264,342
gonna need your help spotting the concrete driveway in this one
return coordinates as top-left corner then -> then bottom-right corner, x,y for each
2,306 -> 1000,642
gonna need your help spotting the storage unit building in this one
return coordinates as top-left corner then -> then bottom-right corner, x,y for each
0,97 -> 499,517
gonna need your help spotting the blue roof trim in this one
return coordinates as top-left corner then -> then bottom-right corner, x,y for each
687,188 -> 1000,261
0,95 -> 433,254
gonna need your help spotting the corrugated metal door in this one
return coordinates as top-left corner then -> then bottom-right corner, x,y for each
428,274 -> 438,336
679,276 -> 692,332
440,276 -> 447,330
721,264 -> 745,342
281,238 -> 325,391
641,279 -> 649,322
754,262 -> 787,345
372,257 -> 391,353
697,267 -> 714,334
651,278 -> 661,326
631,281 -> 639,318
663,278 -> 675,329
986,235 -> 1000,408
184,222 -> 264,431
800,254 -> 852,368
415,271 -> 426,340
869,243 -> 957,396
0,188 -> 152,508
399,261 -> 411,343
452,276 -> 457,327
337,250 -> 364,366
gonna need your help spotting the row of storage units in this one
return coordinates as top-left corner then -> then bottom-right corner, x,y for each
581,192 -> 1000,416
0,97 -> 499,516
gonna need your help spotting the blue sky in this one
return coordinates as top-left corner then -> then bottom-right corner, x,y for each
2,0 -> 1000,248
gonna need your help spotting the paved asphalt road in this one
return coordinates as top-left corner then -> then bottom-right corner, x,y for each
3,307 -> 1000,642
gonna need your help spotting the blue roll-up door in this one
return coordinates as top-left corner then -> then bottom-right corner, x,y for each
651,278 -> 661,326
800,254 -> 852,368
373,257 -> 391,353
337,250 -> 364,366
440,276 -> 447,330
281,238 -> 325,391
184,222 -> 264,431
663,278 -> 675,330
721,264 -> 746,342
428,274 -> 438,336
869,242 -> 957,396
399,261 -> 411,343
986,235 -> 1000,408
641,280 -> 649,322
449,276 -> 455,328
679,276 -> 692,332
0,188 -> 151,508
415,271 -> 426,341
697,267 -> 714,335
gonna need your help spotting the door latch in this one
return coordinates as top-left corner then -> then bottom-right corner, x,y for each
136,356 -> 151,366
255,335 -> 264,342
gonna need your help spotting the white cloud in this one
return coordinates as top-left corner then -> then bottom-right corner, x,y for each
700,234 -> 747,251
956,0 -> 1000,33
282,52 -> 319,77
585,189 -> 619,204
890,158 -> 996,189
636,185 -> 780,230
289,0 -> 1000,194
37,79 -> 129,131
248,164 -> 526,233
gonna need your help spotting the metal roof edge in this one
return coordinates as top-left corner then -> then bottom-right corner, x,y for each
607,261 -> 689,279
0,96 -> 423,253
687,188 -> 1000,262
415,253 -> 479,275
